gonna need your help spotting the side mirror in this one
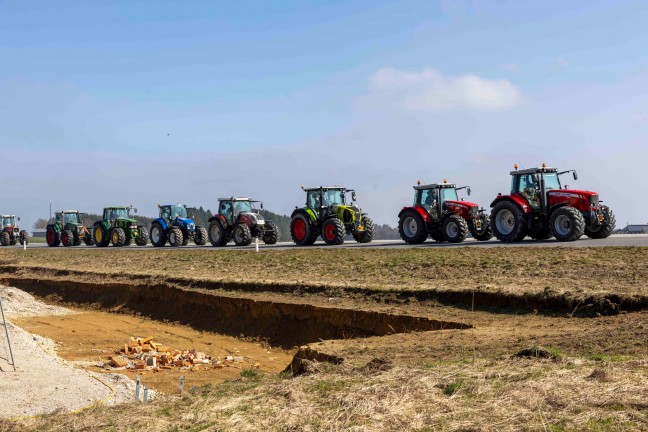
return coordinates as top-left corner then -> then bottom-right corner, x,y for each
573,171 -> 578,181
260,202 -> 264,210
17,217 -> 21,221
352,191 -> 357,201
467,187 -> 471,196
133,208 -> 138,214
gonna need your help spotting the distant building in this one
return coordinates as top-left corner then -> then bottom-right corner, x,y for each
625,224 -> 648,233
32,229 -> 46,238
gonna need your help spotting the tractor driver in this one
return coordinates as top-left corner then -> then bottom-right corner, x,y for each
423,188 -> 439,218
520,174 -> 541,208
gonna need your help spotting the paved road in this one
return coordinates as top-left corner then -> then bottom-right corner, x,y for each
13,234 -> 648,251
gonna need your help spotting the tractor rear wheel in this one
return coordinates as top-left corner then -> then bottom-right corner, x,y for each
398,210 -> 427,244
135,227 -> 149,246
233,223 -> 252,246
491,201 -> 528,242
442,215 -> 469,243
111,228 -> 127,247
83,231 -> 95,246
354,216 -> 374,243
19,230 -> 29,246
469,214 -> 493,241
93,225 -> 110,247
290,214 -> 317,246
550,207 -> 585,241
208,221 -> 228,247
73,233 -> 82,246
262,222 -> 279,245
46,226 -> 61,247
150,224 -> 167,247
62,229 -> 74,247
194,227 -> 208,245
585,207 -> 616,239
322,218 -> 345,245
0,232 -> 9,246
168,227 -> 184,247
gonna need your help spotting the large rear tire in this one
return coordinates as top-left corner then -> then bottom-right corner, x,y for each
290,214 -> 317,246
550,207 -> 585,241
46,226 -> 61,247
585,207 -> 616,239
0,232 -> 10,246
322,218 -> 345,245
233,223 -> 253,246
354,216 -> 374,243
442,214 -> 469,243
135,227 -> 149,246
194,226 -> 208,245
262,221 -> 279,245
208,221 -> 228,247
111,228 -> 126,247
491,201 -> 528,242
398,210 -> 427,244
62,229 -> 74,247
469,214 -> 493,241
83,230 -> 95,246
150,224 -> 167,247
168,227 -> 183,247
93,224 -> 110,247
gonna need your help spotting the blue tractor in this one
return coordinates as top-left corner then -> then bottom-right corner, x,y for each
150,204 -> 208,247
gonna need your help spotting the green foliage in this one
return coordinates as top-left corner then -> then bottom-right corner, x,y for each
443,381 -> 463,396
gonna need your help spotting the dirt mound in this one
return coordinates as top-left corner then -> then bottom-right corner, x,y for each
0,285 -> 73,318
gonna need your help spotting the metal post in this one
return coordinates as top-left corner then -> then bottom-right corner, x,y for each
0,300 -> 16,372
143,385 -> 149,402
135,374 -> 141,401
179,375 -> 185,393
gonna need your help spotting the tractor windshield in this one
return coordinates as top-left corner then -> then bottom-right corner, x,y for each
170,205 -> 187,219
543,173 -> 561,191
439,187 -> 459,202
106,208 -> 129,220
0,217 -> 15,227
322,189 -> 345,206
63,213 -> 81,224
233,201 -> 252,215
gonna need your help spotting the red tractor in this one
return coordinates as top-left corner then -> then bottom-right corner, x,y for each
398,180 -> 492,244
0,214 -> 29,246
490,164 -> 616,242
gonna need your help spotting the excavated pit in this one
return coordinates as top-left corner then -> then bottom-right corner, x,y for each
3,277 -> 471,348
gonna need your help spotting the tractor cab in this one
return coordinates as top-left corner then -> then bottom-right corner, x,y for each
159,204 -> 189,222
217,197 -> 264,225
303,187 -> 358,219
56,211 -> 82,226
104,206 -> 135,222
508,165 -> 579,213
0,215 -> 17,229
413,181 -> 472,220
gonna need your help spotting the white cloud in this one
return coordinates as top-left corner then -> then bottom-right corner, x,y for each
368,67 -> 521,111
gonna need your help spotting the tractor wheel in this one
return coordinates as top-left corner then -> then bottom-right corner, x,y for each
194,227 -> 208,245
469,214 -> 493,241
441,215 -> 469,243
491,201 -> 528,242
83,232 -> 95,246
262,222 -> 278,245
353,216 -> 374,243
233,223 -> 253,246
322,218 -> 345,245
290,214 -> 317,246
9,235 -> 16,246
19,230 -> 29,246
124,236 -> 133,246
208,221 -> 228,247
62,229 -> 74,247
135,227 -> 149,246
398,210 -> 427,244
111,228 -> 127,247
150,224 -> 167,247
585,207 -> 616,239
168,227 -> 183,247
46,226 -> 61,247
0,232 -> 9,246
73,232 -> 82,246
93,225 -> 110,247
550,207 -> 585,242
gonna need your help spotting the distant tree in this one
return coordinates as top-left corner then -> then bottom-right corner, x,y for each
32,218 -> 48,229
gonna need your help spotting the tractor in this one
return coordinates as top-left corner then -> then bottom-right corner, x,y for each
0,215 -> 28,246
46,210 -> 95,247
290,186 -> 374,246
398,180 -> 492,244
208,197 -> 279,247
150,204 -> 208,247
490,164 -> 616,242
93,206 -> 149,247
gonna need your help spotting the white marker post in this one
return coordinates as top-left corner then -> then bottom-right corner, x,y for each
255,237 -> 259,252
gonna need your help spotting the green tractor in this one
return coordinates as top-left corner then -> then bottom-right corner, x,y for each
92,206 -> 149,247
290,186 -> 374,246
46,210 -> 95,247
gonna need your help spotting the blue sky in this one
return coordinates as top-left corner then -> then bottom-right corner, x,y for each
1,0 -> 647,228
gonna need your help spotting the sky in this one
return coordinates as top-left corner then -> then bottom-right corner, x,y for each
1,0 -> 648,229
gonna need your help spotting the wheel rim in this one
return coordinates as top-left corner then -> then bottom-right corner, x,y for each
445,221 -> 459,238
403,217 -> 418,238
554,214 -> 572,236
47,230 -> 54,243
234,228 -> 243,243
324,223 -> 336,240
151,227 -> 160,243
293,219 -> 305,240
210,224 -> 222,242
112,231 -> 119,243
95,228 -> 102,242
495,209 -> 515,236
170,232 -> 176,244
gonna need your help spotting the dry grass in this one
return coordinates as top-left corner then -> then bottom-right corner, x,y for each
1,247 -> 647,299
4,356 -> 647,431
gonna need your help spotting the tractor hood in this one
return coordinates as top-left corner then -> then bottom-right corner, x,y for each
444,199 -> 479,209
239,212 -> 265,225
116,218 -> 138,225
175,217 -> 196,229
548,189 -> 598,199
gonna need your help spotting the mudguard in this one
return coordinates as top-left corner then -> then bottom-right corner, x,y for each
398,205 -> 431,223
490,194 -> 532,214
291,208 -> 317,222
154,217 -> 168,231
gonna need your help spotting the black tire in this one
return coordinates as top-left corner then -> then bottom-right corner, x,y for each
441,214 -> 469,243
62,229 -> 74,247
233,223 -> 253,246
469,214 -> 493,241
208,220 -> 228,247
111,228 -> 127,247
194,226 -> 208,245
550,206 -> 585,242
9,235 -> 16,246
585,207 -> 616,239
321,218 -> 345,245
150,224 -> 167,247
0,232 -> 9,246
398,210 -> 428,244
93,224 -> 110,247
262,222 -> 278,245
135,227 -> 149,246
290,214 -> 317,246
124,236 -> 133,246
168,227 -> 184,247
19,230 -> 29,246
46,226 -> 61,247
83,230 -> 95,246
353,216 -> 374,243
73,233 -> 82,246
491,201 -> 528,242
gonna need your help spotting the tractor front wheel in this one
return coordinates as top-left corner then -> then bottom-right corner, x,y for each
322,218 -> 345,245
19,230 -> 29,246
168,227 -> 184,247
262,222 -> 279,245
550,207 -> 585,241
150,224 -> 167,247
194,227 -> 208,245
62,229 -> 74,247
585,206 -> 616,239
398,210 -> 427,244
93,225 -> 110,247
135,227 -> 149,246
491,201 -> 528,242
208,221 -> 228,247
83,231 -> 95,246
442,215 -> 469,243
46,226 -> 61,247
111,228 -> 127,247
233,223 -> 253,246
353,216 -> 374,243
0,232 -> 10,246
469,214 -> 493,241
290,214 -> 317,246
